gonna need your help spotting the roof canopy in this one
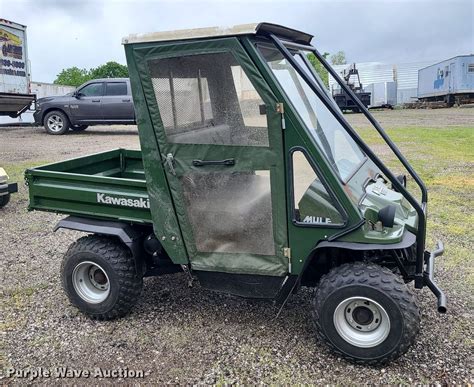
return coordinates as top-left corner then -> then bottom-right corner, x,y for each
122,22 -> 313,45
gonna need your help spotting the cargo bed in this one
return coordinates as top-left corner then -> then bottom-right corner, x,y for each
26,149 -> 151,223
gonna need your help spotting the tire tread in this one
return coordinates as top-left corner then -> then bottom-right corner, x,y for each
312,262 -> 421,365
61,235 -> 142,320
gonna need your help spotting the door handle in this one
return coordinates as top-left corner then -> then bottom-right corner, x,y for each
163,153 -> 176,175
122,99 -> 131,102
92,99 -> 100,102
192,158 -> 235,167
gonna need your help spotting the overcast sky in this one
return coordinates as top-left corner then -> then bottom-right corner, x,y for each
3,0 -> 473,83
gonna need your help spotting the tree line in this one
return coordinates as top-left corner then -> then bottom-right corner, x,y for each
54,61 -> 129,87
54,51 -> 346,89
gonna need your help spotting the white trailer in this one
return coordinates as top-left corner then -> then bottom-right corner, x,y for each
0,18 -> 35,117
364,81 -> 397,108
418,55 -> 474,106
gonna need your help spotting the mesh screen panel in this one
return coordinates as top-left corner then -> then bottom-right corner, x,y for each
148,52 -> 269,147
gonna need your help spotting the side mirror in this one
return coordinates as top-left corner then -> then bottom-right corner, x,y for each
74,91 -> 83,99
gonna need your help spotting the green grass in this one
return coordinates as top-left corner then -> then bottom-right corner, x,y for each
3,160 -> 52,182
357,126 -> 474,291
2,160 -> 51,203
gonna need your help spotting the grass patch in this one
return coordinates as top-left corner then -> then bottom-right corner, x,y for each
1,160 -> 51,203
357,125 -> 474,292
2,160 -> 52,182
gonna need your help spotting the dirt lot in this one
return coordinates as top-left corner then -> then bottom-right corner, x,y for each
1,108 -> 473,384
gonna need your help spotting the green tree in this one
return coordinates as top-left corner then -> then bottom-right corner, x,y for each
54,61 -> 129,87
330,51 -> 347,65
90,61 -> 128,79
306,52 -> 330,88
53,67 -> 91,87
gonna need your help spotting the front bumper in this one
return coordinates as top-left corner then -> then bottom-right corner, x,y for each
0,181 -> 18,196
423,241 -> 447,313
33,109 -> 42,125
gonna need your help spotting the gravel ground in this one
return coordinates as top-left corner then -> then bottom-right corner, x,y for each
1,109 -> 473,384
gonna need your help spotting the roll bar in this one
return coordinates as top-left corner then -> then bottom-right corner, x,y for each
267,34 -> 428,287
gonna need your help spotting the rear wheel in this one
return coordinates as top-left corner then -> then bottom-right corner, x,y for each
312,262 -> 420,365
44,110 -> 70,135
70,125 -> 88,132
61,235 -> 143,320
0,194 -> 10,208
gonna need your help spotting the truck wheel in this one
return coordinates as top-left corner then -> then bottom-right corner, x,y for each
70,125 -> 88,132
44,110 -> 70,135
312,262 -> 420,365
61,235 -> 143,320
0,193 -> 10,208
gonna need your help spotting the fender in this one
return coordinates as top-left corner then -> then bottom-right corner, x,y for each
275,231 -> 416,317
54,215 -> 146,274
313,230 -> 416,251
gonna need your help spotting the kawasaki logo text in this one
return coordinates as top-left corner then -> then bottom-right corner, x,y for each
97,193 -> 150,209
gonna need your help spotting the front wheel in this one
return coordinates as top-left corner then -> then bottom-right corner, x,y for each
312,262 -> 420,365
61,235 -> 143,320
44,110 -> 70,135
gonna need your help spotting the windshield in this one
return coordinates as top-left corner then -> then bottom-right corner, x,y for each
258,44 -> 366,181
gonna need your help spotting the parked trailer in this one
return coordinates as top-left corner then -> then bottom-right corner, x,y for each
0,82 -> 75,125
418,55 -> 474,106
364,81 -> 397,108
0,19 -> 35,117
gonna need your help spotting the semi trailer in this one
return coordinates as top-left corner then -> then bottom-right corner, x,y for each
0,18 -> 35,117
418,55 -> 474,106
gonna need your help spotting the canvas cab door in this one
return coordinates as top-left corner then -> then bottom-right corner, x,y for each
140,38 -> 288,277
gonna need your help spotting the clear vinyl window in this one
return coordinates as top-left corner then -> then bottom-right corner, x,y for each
258,44 -> 366,181
292,150 -> 344,226
180,170 -> 275,255
148,52 -> 269,147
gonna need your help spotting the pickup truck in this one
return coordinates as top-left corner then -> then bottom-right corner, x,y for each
33,78 -> 135,135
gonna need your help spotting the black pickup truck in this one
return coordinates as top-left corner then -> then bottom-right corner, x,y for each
33,78 -> 135,135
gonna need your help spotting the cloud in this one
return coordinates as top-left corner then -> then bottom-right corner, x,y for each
3,0 -> 473,83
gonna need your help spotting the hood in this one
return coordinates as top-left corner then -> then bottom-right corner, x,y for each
37,95 -> 74,104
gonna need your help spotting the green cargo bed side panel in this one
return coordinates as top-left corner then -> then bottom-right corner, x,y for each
126,44 -> 189,264
26,149 -> 153,224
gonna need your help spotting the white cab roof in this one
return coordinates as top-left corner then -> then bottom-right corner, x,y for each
122,22 -> 313,45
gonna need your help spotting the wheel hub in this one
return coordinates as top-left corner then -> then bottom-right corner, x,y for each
72,261 -> 110,304
90,267 -> 108,289
47,115 -> 64,132
352,306 -> 374,326
345,300 -> 381,332
334,296 -> 390,348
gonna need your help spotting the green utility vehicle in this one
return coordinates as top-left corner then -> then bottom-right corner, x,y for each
0,168 -> 18,208
26,23 -> 446,365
